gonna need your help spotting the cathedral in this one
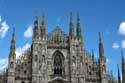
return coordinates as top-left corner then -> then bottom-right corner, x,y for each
6,13 -> 121,83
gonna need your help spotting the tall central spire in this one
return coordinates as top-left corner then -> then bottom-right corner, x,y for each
69,13 -> 74,40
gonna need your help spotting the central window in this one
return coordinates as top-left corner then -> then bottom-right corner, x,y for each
53,51 -> 64,75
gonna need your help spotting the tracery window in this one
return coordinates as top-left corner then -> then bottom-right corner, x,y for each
53,51 -> 64,75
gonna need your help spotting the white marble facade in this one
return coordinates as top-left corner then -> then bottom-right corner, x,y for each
7,14 -> 114,83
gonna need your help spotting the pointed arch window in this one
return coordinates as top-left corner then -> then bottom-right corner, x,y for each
53,51 -> 64,75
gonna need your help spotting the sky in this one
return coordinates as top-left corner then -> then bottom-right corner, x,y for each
0,0 -> 125,79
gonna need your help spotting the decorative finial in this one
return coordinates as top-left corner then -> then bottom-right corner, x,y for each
117,64 -> 119,71
77,12 -> 80,22
34,10 -> 38,21
12,27 -> 15,39
42,10 -> 45,25
13,27 -> 15,34
92,49 -> 95,62
121,50 -> 124,56
99,32 -> 102,43
92,49 -> 94,56
70,12 -> 73,22
42,8 -> 45,18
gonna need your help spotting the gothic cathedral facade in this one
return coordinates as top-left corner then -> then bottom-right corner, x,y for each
7,13 -> 113,83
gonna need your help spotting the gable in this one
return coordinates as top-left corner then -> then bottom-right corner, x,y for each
47,26 -> 68,48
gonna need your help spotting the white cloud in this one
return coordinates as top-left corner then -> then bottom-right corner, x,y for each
112,42 -> 119,49
0,16 -> 2,22
107,58 -> 111,63
118,21 -> 125,35
0,21 -> 9,38
15,43 -> 31,58
0,58 -> 8,71
24,26 -> 33,38
106,58 -> 112,65
122,40 -> 125,48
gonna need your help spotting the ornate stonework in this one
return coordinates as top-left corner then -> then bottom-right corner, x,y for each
7,13 -> 116,83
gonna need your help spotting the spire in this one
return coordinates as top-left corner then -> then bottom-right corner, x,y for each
99,32 -> 102,43
121,50 -> 125,64
33,15 -> 39,40
42,11 -> 45,25
99,32 -> 104,58
76,13 -> 82,39
69,12 -> 74,40
121,50 -> 125,83
12,27 -> 15,42
41,11 -> 46,40
98,32 -> 106,83
9,27 -> 16,59
34,14 -> 38,24
111,70 -> 114,83
92,49 -> 95,72
11,28 -> 15,51
117,64 -> 121,83
92,49 -> 95,63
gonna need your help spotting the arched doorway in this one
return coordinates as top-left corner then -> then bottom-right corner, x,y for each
53,50 -> 64,75
21,81 -> 25,83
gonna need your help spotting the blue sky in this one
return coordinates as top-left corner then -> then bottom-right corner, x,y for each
0,0 -> 125,79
